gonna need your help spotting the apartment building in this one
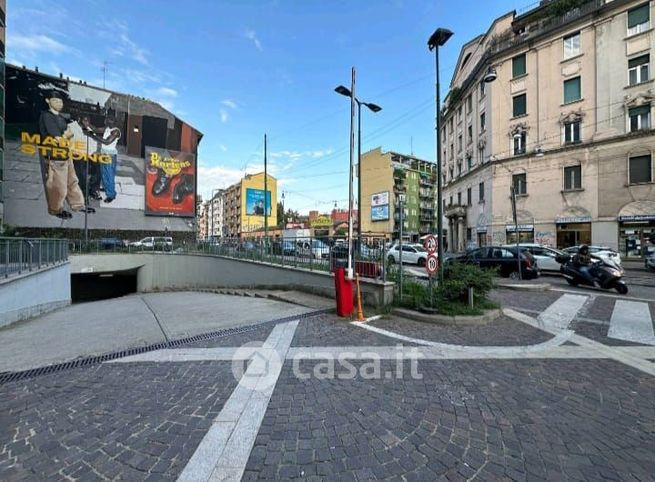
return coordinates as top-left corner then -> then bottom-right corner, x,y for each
442,0 -> 655,258
197,199 -> 208,240
360,148 -> 437,242
208,190 -> 224,239
223,172 -> 277,237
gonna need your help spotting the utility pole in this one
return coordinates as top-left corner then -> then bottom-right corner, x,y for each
398,193 -> 405,301
101,61 -> 110,89
264,134 -> 268,246
347,67 -> 356,280
511,185 -> 523,280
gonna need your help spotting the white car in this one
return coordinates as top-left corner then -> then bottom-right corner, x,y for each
386,244 -> 428,266
130,236 -> 173,251
503,243 -> 566,273
562,245 -> 622,269
296,239 -> 330,259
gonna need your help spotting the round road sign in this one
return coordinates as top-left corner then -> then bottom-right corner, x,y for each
426,254 -> 438,275
424,235 -> 437,254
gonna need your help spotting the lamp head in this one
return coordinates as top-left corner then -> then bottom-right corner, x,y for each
334,85 -> 352,97
363,102 -> 382,113
483,66 -> 497,83
428,28 -> 453,50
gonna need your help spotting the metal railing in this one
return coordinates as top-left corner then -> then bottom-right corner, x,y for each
68,236 -> 392,281
1,237 -> 69,279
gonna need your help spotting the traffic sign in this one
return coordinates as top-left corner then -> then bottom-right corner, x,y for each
424,235 -> 437,254
426,254 -> 438,275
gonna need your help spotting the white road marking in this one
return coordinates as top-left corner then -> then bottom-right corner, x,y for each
177,320 -> 299,482
551,287 -> 655,304
536,294 -> 587,330
608,301 -> 655,345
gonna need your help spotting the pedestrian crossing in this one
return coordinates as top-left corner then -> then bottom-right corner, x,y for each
608,300 -> 655,345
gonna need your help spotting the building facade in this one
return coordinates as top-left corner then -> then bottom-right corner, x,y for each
442,0 -> 655,258
197,198 -> 208,240
360,147 -> 437,242
208,190 -> 224,239
223,172 -> 277,237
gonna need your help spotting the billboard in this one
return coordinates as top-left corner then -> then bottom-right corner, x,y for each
371,191 -> 389,207
3,65 -> 201,233
371,205 -> 389,221
145,147 -> 195,217
245,188 -> 271,216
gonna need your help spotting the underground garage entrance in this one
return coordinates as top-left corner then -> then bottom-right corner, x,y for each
71,268 -> 138,303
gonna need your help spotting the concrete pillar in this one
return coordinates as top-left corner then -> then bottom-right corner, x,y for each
458,218 -> 465,252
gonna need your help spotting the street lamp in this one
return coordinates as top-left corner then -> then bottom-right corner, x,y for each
428,27 -> 453,282
334,84 -> 382,256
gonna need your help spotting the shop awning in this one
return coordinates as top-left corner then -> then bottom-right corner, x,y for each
618,201 -> 655,222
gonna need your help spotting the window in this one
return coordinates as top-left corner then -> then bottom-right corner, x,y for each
563,32 -> 580,59
480,80 -> 486,97
458,134 -> 463,151
450,143 -> 454,159
629,54 -> 650,85
564,165 -> 582,190
467,187 -> 472,206
629,154 -> 652,184
513,94 -> 527,117
629,104 -> 651,132
513,173 -> 527,195
480,112 -> 486,131
449,118 -> 453,133
513,131 -> 527,155
457,161 -> 462,175
449,195 -> 453,206
467,95 -> 473,113
467,154 -> 473,170
479,182 -> 485,202
467,125 -> 473,143
563,77 -> 581,104
564,120 -> 581,143
466,228 -> 472,241
628,3 -> 650,36
478,145 -> 485,163
457,192 -> 462,205
512,53 -> 526,78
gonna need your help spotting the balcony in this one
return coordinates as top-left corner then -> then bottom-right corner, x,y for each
444,203 -> 467,218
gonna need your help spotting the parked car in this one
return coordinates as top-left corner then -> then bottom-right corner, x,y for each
98,238 -> 124,250
449,246 -> 540,280
562,245 -> 622,269
646,254 -> 655,271
297,239 -> 330,259
272,240 -> 296,256
386,243 -> 428,266
130,236 -> 173,251
503,243 -> 566,273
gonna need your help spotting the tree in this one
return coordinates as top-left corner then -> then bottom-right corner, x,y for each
276,201 -> 284,225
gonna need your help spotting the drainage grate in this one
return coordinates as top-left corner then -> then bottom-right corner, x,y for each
0,308 -> 332,385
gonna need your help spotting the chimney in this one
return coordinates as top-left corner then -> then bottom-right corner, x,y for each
35,66 -> 39,72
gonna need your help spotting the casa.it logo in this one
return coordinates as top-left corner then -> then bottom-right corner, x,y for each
231,342 -> 282,392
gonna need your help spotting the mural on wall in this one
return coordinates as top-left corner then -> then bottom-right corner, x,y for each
535,230 -> 555,247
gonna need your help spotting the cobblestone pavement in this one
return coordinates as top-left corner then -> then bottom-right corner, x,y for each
2,288 -> 655,481
243,359 -> 655,481
370,316 -> 553,346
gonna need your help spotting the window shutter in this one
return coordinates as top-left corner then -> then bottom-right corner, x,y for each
564,77 -> 581,103
629,54 -> 649,68
628,4 -> 649,28
512,54 -> 526,77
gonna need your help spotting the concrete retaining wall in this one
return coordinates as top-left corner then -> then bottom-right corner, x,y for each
0,263 -> 71,328
71,253 -> 394,308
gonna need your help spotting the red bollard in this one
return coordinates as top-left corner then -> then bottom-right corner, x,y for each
334,267 -> 354,317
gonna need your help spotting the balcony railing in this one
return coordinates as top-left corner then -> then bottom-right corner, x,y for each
1,237 -> 69,279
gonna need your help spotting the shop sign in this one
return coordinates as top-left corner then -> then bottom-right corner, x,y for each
555,216 -> 591,224
310,215 -> 332,227
618,214 -> 655,222
505,224 -> 534,232
476,225 -> 488,233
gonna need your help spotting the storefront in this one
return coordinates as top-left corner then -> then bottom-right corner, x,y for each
477,226 -> 488,247
555,216 -> 591,249
505,224 -> 534,244
618,215 -> 655,258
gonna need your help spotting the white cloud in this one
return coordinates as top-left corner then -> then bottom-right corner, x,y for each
219,145 -> 228,152
220,109 -> 229,123
9,33 -> 72,55
155,87 -> 178,98
100,20 -> 150,66
244,29 -> 263,51
220,99 -> 238,109
197,165 -> 250,199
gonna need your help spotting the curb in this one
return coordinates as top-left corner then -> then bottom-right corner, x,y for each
392,307 -> 502,326
497,282 -> 551,292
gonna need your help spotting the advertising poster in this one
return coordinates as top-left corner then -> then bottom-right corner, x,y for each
371,205 -> 389,221
145,147 -> 196,217
3,65 -> 202,233
245,188 -> 271,216
371,191 -> 389,207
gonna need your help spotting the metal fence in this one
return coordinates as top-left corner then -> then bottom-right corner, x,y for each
68,236 -> 393,280
1,237 -> 69,278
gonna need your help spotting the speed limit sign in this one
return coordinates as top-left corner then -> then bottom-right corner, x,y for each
424,235 -> 437,254
426,254 -> 438,275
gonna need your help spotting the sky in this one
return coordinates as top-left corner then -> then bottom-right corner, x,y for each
7,0 -> 536,214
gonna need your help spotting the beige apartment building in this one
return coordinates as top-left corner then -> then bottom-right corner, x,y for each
222,172 -> 277,237
442,0 -> 655,258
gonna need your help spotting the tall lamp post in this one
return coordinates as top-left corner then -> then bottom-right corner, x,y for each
334,84 -> 382,255
428,28 -> 453,282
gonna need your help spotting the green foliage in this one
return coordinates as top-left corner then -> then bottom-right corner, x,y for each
435,262 -> 496,304
546,0 -> 587,17
448,87 -> 463,110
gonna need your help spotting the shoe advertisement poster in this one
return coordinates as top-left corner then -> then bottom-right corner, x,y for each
3,65 -> 202,233
145,147 -> 196,217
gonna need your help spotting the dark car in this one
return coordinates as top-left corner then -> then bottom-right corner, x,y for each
272,240 -> 296,256
98,238 -> 124,250
449,246 -> 540,280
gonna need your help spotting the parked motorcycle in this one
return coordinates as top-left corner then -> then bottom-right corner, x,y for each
556,254 -> 628,294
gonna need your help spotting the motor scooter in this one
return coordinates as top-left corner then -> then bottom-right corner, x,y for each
556,254 -> 628,294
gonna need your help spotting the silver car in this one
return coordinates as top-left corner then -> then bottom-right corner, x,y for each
503,243 -> 565,273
